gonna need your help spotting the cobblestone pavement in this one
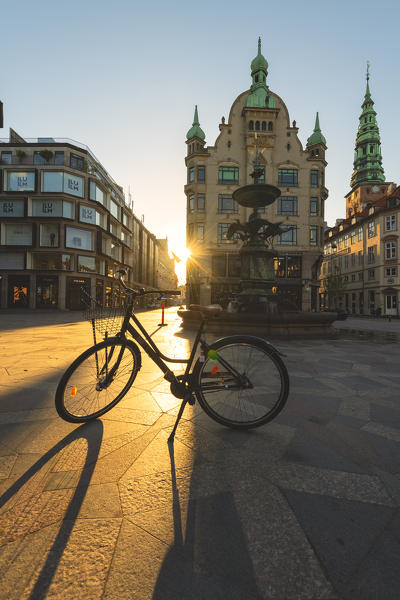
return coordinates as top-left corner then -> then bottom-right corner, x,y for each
0,308 -> 399,599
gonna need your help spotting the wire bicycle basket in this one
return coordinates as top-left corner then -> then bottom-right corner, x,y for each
81,287 -> 130,342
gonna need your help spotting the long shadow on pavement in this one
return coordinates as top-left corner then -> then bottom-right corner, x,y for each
0,420 -> 103,600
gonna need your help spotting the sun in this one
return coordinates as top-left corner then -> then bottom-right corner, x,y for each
168,246 -> 190,285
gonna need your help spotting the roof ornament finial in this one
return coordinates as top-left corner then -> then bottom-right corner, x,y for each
258,36 -> 261,55
366,60 -> 370,82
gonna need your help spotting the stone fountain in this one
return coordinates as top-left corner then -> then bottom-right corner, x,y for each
178,169 -> 338,335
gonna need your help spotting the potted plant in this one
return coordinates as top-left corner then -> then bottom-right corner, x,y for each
39,149 -> 54,163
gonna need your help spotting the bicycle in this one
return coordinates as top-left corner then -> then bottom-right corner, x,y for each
55,269 -> 289,441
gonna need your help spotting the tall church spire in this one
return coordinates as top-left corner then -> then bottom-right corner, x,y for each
306,112 -> 326,148
350,65 -> 384,189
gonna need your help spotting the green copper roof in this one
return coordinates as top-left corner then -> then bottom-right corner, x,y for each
186,105 -> 205,141
246,38 -> 275,109
350,74 -> 385,189
306,112 -> 326,148
251,37 -> 268,74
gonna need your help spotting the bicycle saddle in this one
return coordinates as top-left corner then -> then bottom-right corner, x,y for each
189,304 -> 223,317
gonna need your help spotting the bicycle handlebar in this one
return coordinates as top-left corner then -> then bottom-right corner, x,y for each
115,269 -> 180,297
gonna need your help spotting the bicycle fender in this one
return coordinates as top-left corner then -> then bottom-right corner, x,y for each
210,335 -> 286,357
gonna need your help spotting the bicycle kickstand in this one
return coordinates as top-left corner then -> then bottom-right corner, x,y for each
168,396 -> 190,443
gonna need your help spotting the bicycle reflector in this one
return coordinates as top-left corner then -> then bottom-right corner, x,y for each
71,386 -> 78,397
207,349 -> 219,360
211,365 -> 219,375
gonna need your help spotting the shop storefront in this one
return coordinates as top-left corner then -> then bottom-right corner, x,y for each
36,275 -> 58,308
66,277 -> 90,310
7,275 -> 30,308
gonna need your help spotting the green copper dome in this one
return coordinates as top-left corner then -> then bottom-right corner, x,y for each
186,105 -> 205,141
307,112 -> 326,147
251,37 -> 268,74
350,75 -> 385,189
246,38 -> 275,109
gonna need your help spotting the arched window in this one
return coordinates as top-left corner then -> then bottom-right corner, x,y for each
255,74 -> 259,83
268,121 -> 273,131
261,121 -> 266,131
249,121 -> 254,130
255,121 -> 260,131
370,145 -> 374,153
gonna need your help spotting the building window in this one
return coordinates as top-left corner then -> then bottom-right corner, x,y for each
358,272 -> 364,281
80,205 -> 104,228
386,267 -> 397,277
351,253 -> 355,266
218,223 -> 236,243
218,194 -> 238,213
351,230 -> 356,244
33,253 -> 72,270
188,166 -> 195,183
66,226 -> 93,251
367,246 -> 375,264
344,255 -> 349,269
90,182 -> 105,205
197,166 -> 206,183
4,223 -> 32,245
351,274 -> 356,281
385,215 -> 396,231
310,170 -> 319,187
34,151 -> 51,165
218,166 -> 239,184
0,199 -> 25,217
78,255 -> 97,273
358,251 -> 363,265
277,196 -> 297,215
276,225 -> 297,245
385,241 -> 396,259
110,199 -> 119,220
212,254 -> 226,277
310,226 -> 318,246
344,234 -> 349,247
368,269 -> 375,280
268,122 -> 273,131
261,121 -> 266,131
310,197 -> 318,216
368,221 -> 375,238
54,151 -> 64,165
42,171 -> 84,198
189,194 -> 195,213
32,198 -> 74,219
249,121 -> 254,130
278,169 -> 298,186
40,224 -> 59,247
70,153 -> 84,170
358,227 -> 363,241
1,151 -> 12,164
197,194 -> 205,212
6,171 -> 35,192
255,121 -> 260,131
196,223 -> 204,242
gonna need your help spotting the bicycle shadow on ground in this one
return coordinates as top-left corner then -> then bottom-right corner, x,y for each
0,420 -> 103,600
151,440 -> 263,600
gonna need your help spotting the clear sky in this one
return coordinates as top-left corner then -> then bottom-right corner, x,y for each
1,0 -> 399,282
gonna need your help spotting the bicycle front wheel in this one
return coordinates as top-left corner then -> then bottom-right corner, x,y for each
195,336 -> 289,429
55,339 -> 141,423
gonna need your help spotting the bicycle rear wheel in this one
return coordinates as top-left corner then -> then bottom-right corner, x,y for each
55,339 -> 141,423
195,336 -> 289,429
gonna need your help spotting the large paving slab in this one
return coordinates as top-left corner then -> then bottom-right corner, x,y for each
0,307 -> 399,598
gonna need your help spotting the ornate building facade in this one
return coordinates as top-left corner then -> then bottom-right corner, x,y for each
185,40 -> 328,311
320,73 -> 398,316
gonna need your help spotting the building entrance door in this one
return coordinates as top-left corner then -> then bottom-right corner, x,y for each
66,277 -> 90,310
385,294 -> 397,316
8,275 -> 30,308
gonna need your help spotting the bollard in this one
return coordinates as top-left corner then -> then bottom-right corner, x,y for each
158,302 -> 168,327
